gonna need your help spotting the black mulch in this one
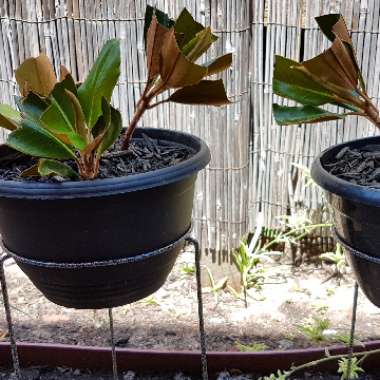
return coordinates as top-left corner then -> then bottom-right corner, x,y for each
324,144 -> 380,187
0,133 -> 194,182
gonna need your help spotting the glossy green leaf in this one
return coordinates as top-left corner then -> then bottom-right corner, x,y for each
6,118 -> 76,159
0,105 -> 21,123
41,76 -> 76,133
41,75 -> 86,150
38,158 -> 79,179
273,103 -> 345,125
65,90 -> 89,141
97,106 -> 122,156
17,93 -> 48,120
204,53 -> 232,76
273,55 -> 337,106
169,79 -> 230,106
0,105 -> 21,131
144,5 -> 174,45
91,98 -> 110,137
78,39 -> 121,129
101,98 -> 111,129
181,27 -> 216,62
174,8 -> 217,48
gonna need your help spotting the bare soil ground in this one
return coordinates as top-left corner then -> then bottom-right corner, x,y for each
1,246 -> 380,352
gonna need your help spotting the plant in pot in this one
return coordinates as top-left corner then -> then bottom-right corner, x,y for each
0,6 -> 231,309
272,13 -> 380,307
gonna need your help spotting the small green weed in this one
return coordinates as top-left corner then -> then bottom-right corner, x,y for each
320,243 -> 348,279
141,296 -> 160,306
260,370 -> 289,380
203,266 -> 228,303
297,316 -> 331,343
338,357 -> 364,380
235,341 -> 268,352
181,264 -> 195,275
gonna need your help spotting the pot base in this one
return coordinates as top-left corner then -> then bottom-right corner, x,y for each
3,229 -> 189,309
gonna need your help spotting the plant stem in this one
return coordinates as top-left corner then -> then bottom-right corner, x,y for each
122,80 -> 166,150
147,98 -> 170,109
283,347 -> 380,378
361,92 -> 380,129
122,96 -> 150,150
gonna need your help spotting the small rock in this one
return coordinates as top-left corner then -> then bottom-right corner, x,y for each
123,370 -> 136,380
217,371 -> 232,380
323,329 -> 338,338
278,339 -> 294,349
174,372 -> 192,380
116,337 -> 130,347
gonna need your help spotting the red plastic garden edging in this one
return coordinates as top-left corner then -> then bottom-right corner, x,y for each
2,341 -> 380,375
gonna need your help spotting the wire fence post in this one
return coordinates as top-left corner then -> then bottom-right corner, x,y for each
108,308 -> 119,380
0,257 -> 22,380
187,237 -> 209,380
346,282 -> 359,380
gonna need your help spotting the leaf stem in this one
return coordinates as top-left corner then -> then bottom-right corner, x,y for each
147,98 -> 170,109
360,91 -> 380,130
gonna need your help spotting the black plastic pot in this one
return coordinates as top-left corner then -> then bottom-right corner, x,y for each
311,136 -> 380,307
0,128 -> 210,309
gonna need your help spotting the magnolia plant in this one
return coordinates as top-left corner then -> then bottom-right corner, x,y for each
0,6 -> 231,180
121,5 -> 232,149
0,40 -> 121,179
273,14 -> 380,129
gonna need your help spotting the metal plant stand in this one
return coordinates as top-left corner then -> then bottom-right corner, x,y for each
0,255 -> 22,380
0,232 -> 366,380
0,237 -> 208,380
346,282 -> 359,380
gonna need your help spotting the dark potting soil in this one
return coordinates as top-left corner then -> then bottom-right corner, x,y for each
324,144 -> 380,187
0,133 -> 195,182
0,368 -> 378,380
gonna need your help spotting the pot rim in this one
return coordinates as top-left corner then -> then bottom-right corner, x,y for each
311,135 -> 380,207
0,128 -> 211,200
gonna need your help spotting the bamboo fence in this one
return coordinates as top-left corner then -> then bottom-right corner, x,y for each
0,0 -> 379,258
250,0 -> 380,255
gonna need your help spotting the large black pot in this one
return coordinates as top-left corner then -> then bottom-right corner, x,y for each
0,128 -> 210,309
311,136 -> 380,307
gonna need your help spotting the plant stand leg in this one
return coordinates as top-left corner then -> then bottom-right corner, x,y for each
187,237 -> 209,380
347,282 -> 359,380
0,257 -> 22,380
108,308 -> 119,380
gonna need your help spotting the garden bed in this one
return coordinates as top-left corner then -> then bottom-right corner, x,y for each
1,245 -> 380,352
2,342 -> 380,379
